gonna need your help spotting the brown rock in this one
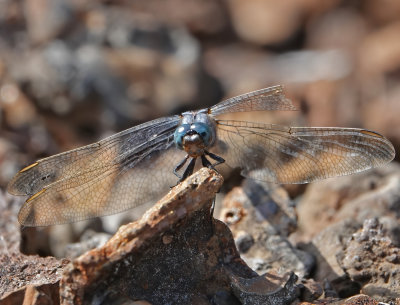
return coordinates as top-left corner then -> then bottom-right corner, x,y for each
0,81 -> 36,128
339,218 -> 400,302
0,192 -> 68,304
24,0 -> 75,44
296,163 -> 400,299
59,168 -> 298,305
338,294 -> 379,305
303,219 -> 360,283
298,278 -> 323,302
1,283 -> 60,305
359,21 -> 400,76
64,230 -> 111,259
302,81 -> 358,128
102,10 -> 207,117
226,0 -> 303,45
361,84 -> 400,146
220,179 -> 314,278
297,294 -> 384,304
126,0 -> 229,35
297,163 -> 400,240
307,9 -> 367,51
221,179 -> 297,237
364,0 -> 400,24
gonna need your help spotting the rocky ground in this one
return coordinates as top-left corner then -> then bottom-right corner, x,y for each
1,166 -> 400,304
0,1 -> 400,304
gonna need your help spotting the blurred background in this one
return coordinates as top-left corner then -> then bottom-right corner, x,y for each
1,0 -> 400,188
0,0 -> 399,256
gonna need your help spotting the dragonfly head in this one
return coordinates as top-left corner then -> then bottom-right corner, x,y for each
174,122 -> 214,157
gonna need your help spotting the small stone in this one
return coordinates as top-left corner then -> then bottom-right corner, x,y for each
162,234 -> 173,245
234,231 -> 254,253
299,278 -> 323,302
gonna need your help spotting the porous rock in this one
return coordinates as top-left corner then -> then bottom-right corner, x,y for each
60,168 -> 298,305
296,164 -> 400,300
0,192 -> 68,304
339,218 -> 400,302
297,294 -> 384,304
220,179 -> 313,278
297,164 -> 400,240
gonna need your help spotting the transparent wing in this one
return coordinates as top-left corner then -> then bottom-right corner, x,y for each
209,85 -> 296,117
17,145 -> 186,226
212,120 -> 395,184
8,116 -> 185,226
8,116 -> 180,196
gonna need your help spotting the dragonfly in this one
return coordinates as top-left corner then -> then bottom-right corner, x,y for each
8,85 -> 395,226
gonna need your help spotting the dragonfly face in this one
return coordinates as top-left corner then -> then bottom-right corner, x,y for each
173,110 -> 221,180
174,111 -> 216,157
7,85 -> 395,226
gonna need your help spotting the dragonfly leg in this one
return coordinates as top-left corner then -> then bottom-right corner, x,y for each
201,155 -> 213,168
173,155 -> 190,179
205,151 -> 225,167
180,157 -> 197,182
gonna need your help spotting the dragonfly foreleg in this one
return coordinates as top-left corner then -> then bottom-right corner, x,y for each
204,151 -> 225,167
180,157 -> 197,182
173,155 -> 190,179
201,155 -> 213,168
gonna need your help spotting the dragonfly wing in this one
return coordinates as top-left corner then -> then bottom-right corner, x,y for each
8,115 -> 185,226
209,85 -> 296,117
212,120 -> 395,184
17,144 -> 186,226
8,116 -> 181,196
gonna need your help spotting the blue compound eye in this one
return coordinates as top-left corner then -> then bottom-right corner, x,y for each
174,124 -> 191,149
190,122 -> 212,146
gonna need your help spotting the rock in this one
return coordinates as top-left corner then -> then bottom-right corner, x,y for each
48,219 -> 105,258
364,0 -> 400,24
300,217 -> 400,302
226,0 -> 304,46
0,191 -> 68,303
102,9 -> 210,117
220,179 -> 314,278
302,81 -> 358,128
127,0 -> 229,35
297,164 -> 400,300
60,168 -> 298,305
235,231 -> 255,253
334,166 -> 400,225
335,294 -> 380,305
298,278 -> 323,302
297,163 -> 400,241
302,219 -> 361,284
3,6 -> 210,128
361,84 -> 400,148
1,283 -> 61,305
230,271 -> 298,305
307,8 -> 367,51
339,218 -> 400,302
297,294 -> 389,304
0,80 -> 36,128
24,0 -> 76,44
205,46 -> 351,99
359,21 -> 400,76
221,179 -> 297,237
323,279 -> 339,298
64,230 -> 111,259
